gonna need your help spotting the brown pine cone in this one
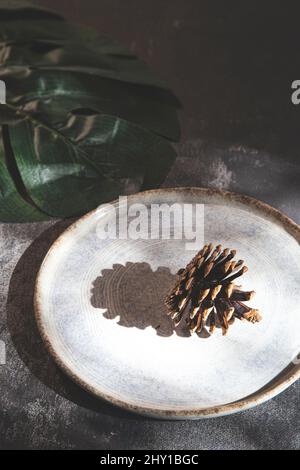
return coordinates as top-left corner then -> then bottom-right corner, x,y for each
165,243 -> 261,336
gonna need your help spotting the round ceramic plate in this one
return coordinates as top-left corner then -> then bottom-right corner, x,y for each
34,188 -> 300,419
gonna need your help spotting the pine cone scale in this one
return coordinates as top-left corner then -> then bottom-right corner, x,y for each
165,243 -> 261,337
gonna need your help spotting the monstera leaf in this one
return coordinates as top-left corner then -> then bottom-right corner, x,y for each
0,1 -> 180,221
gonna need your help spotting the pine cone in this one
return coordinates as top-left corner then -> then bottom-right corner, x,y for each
165,243 -> 261,336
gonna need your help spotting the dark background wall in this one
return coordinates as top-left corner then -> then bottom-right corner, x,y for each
35,0 -> 300,153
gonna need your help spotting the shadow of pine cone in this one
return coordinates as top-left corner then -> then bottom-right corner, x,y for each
90,262 -> 190,338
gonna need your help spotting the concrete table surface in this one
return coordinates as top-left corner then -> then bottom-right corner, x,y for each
0,0 -> 300,449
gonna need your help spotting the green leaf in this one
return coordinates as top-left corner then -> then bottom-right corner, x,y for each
0,126 -> 48,222
0,0 -> 63,20
0,20 -> 115,54
4,69 -> 180,140
5,107 -> 176,218
0,38 -> 170,89
0,17 -> 180,92
0,0 -> 180,222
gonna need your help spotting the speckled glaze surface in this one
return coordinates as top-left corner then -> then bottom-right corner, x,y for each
34,188 -> 300,419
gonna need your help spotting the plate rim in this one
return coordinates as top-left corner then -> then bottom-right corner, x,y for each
34,187 -> 300,419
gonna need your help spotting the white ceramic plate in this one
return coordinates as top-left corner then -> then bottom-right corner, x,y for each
34,188 -> 300,418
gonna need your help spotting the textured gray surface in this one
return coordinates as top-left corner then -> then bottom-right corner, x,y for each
1,0 -> 300,450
